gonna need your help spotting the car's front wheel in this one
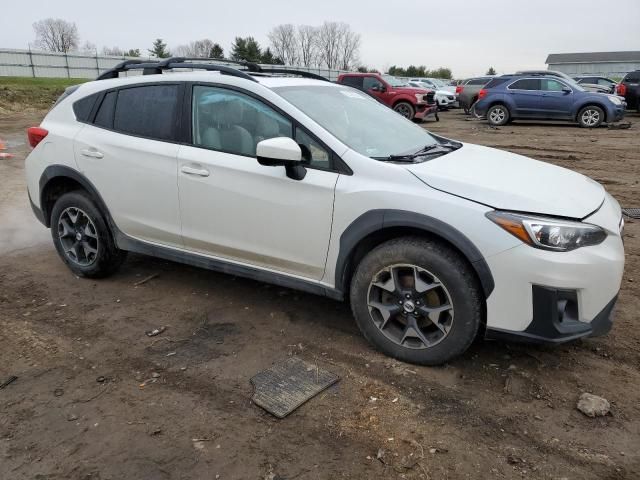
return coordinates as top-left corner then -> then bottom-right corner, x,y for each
486,104 -> 510,126
349,237 -> 482,365
393,101 -> 415,120
50,191 -> 126,278
578,105 -> 604,128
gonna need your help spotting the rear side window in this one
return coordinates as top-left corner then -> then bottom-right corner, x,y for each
113,85 -> 180,141
341,76 -> 363,88
624,72 -> 640,83
73,93 -> 99,122
484,78 -> 509,89
508,79 -> 541,90
94,91 -> 117,129
466,78 -> 489,86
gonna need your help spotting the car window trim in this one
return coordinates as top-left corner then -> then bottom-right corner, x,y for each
82,81 -> 186,145
184,81 -> 352,175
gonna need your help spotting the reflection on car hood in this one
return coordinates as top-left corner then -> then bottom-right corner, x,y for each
406,143 -> 604,218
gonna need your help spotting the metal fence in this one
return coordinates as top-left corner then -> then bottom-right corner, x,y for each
0,48 -> 350,81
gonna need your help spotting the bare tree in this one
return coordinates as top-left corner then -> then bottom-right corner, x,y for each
102,46 -> 124,56
33,18 -> 79,53
338,28 -> 360,70
268,24 -> 298,66
316,21 -> 349,69
297,25 -> 318,67
175,39 -> 217,58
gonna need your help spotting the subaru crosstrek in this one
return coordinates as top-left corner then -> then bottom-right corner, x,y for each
474,73 -> 626,127
25,61 -> 625,365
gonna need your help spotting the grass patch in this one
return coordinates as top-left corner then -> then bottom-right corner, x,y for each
0,76 -> 89,113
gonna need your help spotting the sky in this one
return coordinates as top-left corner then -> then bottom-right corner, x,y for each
2,0 -> 639,78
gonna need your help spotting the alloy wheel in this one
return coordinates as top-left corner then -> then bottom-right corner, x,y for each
367,264 -> 454,349
581,109 -> 600,127
57,207 -> 99,266
489,107 -> 506,124
394,104 -> 412,118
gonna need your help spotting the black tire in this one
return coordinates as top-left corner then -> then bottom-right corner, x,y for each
349,237 -> 482,366
393,101 -> 415,120
486,104 -> 510,126
50,191 -> 126,278
577,105 -> 604,128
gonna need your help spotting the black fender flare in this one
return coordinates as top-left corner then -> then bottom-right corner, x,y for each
335,209 -> 495,298
39,165 -> 116,230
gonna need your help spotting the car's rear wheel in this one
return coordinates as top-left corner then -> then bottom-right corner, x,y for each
578,105 -> 604,128
486,104 -> 510,126
50,191 -> 126,278
349,237 -> 482,365
393,101 -> 415,120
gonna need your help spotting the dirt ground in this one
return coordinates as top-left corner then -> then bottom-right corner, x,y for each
1,109 -> 639,480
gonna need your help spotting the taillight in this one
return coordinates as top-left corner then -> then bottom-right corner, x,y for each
478,89 -> 488,99
455,85 -> 463,94
27,127 -> 48,148
616,83 -> 626,96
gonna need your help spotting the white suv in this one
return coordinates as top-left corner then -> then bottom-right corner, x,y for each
25,60 -> 625,365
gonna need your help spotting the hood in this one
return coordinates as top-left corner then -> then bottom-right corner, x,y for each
435,89 -> 454,96
395,86 -> 432,94
406,143 -> 604,219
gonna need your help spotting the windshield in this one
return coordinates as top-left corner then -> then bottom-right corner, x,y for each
382,75 -> 407,87
274,85 -> 437,158
429,78 -> 447,88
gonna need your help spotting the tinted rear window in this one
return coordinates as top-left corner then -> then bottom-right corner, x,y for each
624,72 -> 640,82
484,78 -> 510,89
508,79 -> 541,90
113,85 -> 180,141
94,91 -> 117,129
341,76 -> 363,88
466,78 -> 490,85
73,93 -> 99,122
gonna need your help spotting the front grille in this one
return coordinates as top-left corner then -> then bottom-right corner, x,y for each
425,92 -> 435,104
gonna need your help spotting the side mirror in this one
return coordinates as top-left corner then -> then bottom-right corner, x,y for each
370,84 -> 385,92
562,87 -> 572,94
256,137 -> 306,180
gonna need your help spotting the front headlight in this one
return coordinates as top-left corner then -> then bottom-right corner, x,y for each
608,95 -> 622,105
486,211 -> 607,252
414,93 -> 426,103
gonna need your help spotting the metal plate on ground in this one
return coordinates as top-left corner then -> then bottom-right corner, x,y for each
250,357 -> 340,418
622,208 -> 640,219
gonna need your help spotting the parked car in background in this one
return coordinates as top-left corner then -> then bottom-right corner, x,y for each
573,75 -> 617,94
408,79 -> 457,110
337,73 -> 438,121
617,70 -> 640,112
473,73 -> 626,127
457,76 -> 493,114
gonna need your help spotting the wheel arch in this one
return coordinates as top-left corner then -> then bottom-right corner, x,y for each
392,97 -> 416,109
575,102 -> 608,122
39,165 -> 115,230
335,209 -> 495,301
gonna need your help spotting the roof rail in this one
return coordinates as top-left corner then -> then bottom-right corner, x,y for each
95,57 -> 330,83
96,57 -> 259,82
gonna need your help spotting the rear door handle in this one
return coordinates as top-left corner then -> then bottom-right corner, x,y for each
80,149 -> 104,159
180,165 -> 210,177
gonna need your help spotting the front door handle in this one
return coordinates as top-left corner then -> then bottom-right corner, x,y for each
180,165 -> 210,177
80,149 -> 104,159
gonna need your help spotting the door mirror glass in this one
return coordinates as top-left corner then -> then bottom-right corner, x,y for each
562,87 -> 572,94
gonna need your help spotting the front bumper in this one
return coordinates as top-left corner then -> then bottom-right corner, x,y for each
482,194 -> 625,344
610,104 -> 626,122
415,104 -> 438,119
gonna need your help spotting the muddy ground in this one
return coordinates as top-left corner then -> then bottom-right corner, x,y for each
0,110 -> 639,480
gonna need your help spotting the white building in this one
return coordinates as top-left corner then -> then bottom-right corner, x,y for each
546,51 -> 640,79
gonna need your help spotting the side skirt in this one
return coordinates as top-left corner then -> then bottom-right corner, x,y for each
114,231 -> 344,301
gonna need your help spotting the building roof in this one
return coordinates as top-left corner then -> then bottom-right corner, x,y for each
546,51 -> 640,64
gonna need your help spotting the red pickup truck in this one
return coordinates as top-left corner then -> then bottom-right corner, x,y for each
337,73 -> 438,122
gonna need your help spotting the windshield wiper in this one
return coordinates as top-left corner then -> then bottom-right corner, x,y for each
378,142 -> 461,162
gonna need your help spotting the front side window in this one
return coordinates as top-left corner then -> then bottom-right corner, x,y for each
542,79 -> 567,91
274,85 -> 438,158
192,85 -> 292,158
112,85 -> 180,141
363,77 -> 383,90
295,128 -> 330,169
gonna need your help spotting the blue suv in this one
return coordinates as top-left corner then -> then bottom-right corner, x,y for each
473,73 -> 626,128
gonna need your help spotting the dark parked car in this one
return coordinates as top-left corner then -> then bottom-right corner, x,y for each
473,73 -> 626,127
617,70 -> 640,112
574,75 -> 617,94
456,76 -> 493,114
